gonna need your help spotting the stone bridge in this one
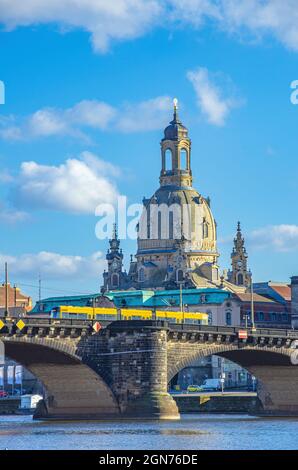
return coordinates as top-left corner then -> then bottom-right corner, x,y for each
1,318 -> 298,420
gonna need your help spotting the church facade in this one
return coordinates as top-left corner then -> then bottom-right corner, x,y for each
102,101 -> 251,294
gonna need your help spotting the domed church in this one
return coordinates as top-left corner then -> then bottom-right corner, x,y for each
102,100 -> 249,293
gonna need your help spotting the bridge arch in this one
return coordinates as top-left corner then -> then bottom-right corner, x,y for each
2,336 -> 120,420
167,341 -> 298,415
167,343 -> 293,381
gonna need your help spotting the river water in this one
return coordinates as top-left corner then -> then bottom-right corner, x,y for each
0,414 -> 297,450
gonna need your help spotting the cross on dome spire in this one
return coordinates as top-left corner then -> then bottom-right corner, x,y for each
173,98 -> 178,120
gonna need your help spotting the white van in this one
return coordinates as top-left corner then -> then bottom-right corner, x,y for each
200,378 -> 221,391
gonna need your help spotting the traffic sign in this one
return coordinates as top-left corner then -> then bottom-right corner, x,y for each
0,320 -> 5,330
16,319 -> 26,331
238,330 -> 248,339
93,322 -> 102,333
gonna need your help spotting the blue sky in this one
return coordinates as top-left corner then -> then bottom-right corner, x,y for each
0,1 -> 298,301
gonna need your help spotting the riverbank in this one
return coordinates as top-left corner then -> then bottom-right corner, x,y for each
173,395 -> 262,414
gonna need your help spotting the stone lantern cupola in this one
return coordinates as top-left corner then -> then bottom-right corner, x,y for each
160,99 -> 192,188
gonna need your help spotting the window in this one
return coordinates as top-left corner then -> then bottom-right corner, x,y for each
226,311 -> 232,326
111,273 -> 119,288
180,148 -> 188,170
203,218 -> 209,238
176,269 -> 184,282
207,310 -> 212,325
158,211 -> 162,239
165,148 -> 172,171
258,312 -> 264,321
169,211 -> 174,239
271,312 -> 277,322
237,273 -> 244,285
138,268 -> 145,282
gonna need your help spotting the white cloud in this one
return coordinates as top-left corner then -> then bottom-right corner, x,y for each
0,202 -> 28,223
69,100 -> 117,130
249,224 -> 298,252
0,250 -> 105,279
216,0 -> 298,52
11,152 -> 119,214
169,0 -> 298,51
1,1 -> 298,52
220,224 -> 298,252
0,0 -> 162,52
0,169 -> 13,183
0,96 -> 172,140
187,67 -> 242,126
116,96 -> 172,132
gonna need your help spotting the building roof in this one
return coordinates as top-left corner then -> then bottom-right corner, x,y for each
39,293 -> 101,302
234,293 -> 275,303
163,102 -> 189,141
32,287 -> 233,313
269,283 -> 291,301
253,281 -> 291,303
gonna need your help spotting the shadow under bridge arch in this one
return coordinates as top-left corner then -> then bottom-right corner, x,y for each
2,336 -> 120,420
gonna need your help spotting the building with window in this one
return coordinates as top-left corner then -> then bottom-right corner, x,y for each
234,292 -> 291,329
0,282 -> 32,316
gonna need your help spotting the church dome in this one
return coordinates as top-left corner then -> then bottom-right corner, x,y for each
141,185 -> 217,253
163,99 -> 189,141
132,100 -> 220,290
163,119 -> 188,141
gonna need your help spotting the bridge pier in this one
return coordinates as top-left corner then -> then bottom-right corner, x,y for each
97,321 -> 180,420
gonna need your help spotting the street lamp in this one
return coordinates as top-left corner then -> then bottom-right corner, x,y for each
220,358 -> 225,394
4,262 -> 9,319
179,283 -> 185,324
252,376 -> 256,392
243,314 -> 250,328
250,275 -> 256,332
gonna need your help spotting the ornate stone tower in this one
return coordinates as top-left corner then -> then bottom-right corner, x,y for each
130,99 -> 219,289
160,98 -> 192,188
229,222 -> 251,288
102,224 -> 128,292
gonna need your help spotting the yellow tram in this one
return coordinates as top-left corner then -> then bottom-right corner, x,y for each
50,305 -> 208,325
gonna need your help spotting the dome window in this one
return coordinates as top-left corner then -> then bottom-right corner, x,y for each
180,148 -> 188,170
165,148 -> 172,171
203,218 -> 209,238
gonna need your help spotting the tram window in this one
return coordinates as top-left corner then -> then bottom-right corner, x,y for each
77,313 -> 88,319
